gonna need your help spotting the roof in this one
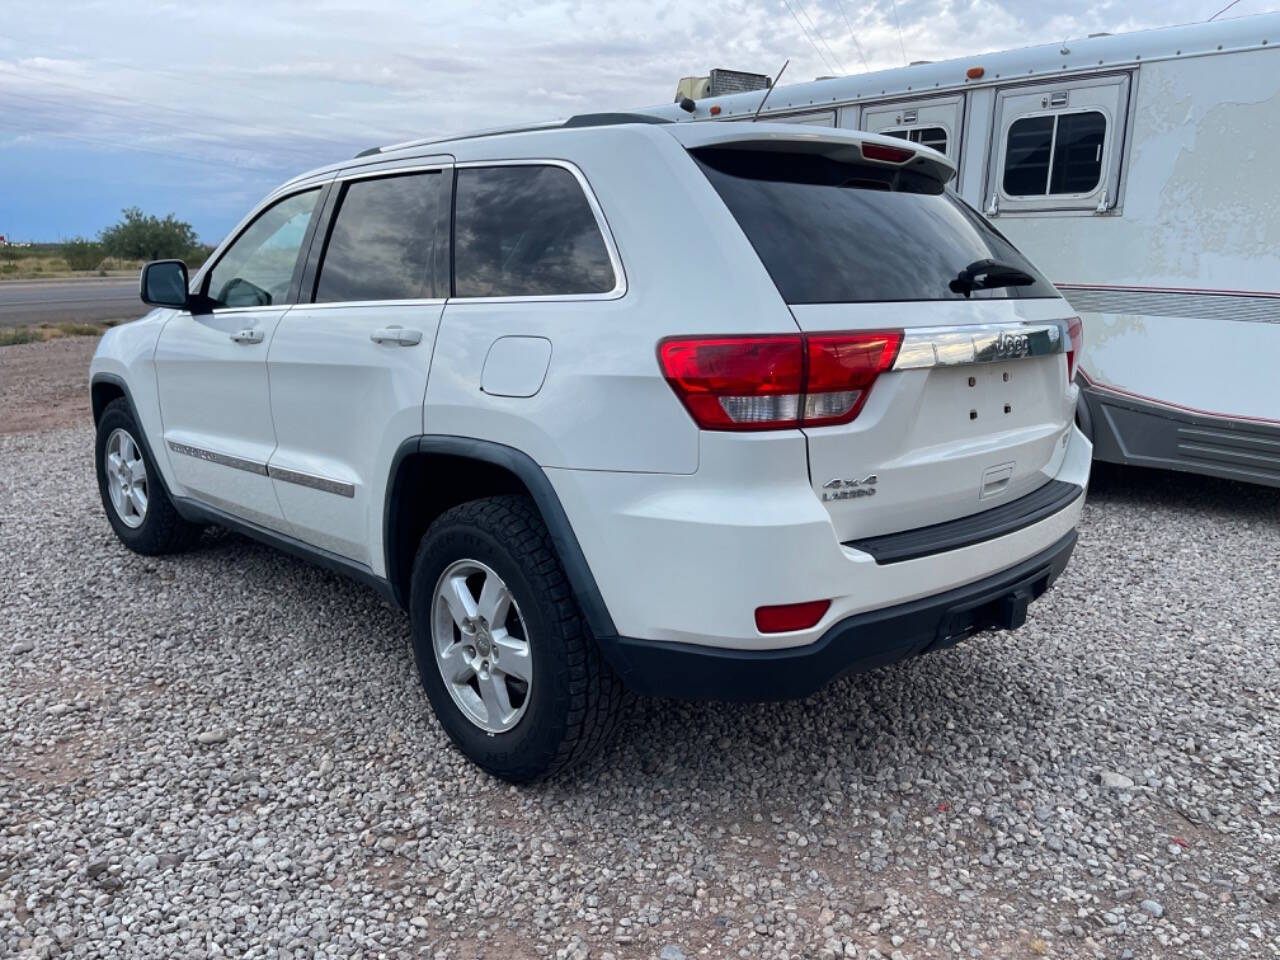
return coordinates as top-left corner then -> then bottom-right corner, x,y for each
280,116 -> 954,192
641,12 -> 1280,122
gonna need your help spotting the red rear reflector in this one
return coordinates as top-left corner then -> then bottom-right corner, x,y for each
755,599 -> 831,633
861,142 -> 915,164
1065,315 -> 1083,380
659,331 -> 902,431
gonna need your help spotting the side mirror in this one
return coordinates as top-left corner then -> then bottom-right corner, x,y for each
139,260 -> 190,309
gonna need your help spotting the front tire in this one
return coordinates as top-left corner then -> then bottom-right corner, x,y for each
95,398 -> 203,554
409,495 -> 622,783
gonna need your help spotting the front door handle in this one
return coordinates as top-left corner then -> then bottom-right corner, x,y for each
370,325 -> 423,346
230,328 -> 264,344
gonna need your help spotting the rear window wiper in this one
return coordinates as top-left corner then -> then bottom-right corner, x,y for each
949,259 -> 1037,297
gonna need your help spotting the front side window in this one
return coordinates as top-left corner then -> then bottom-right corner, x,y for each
1003,110 -> 1105,197
204,189 -> 320,308
313,171 -> 450,303
886,126 -> 948,155
694,147 -> 1055,304
453,165 -> 616,298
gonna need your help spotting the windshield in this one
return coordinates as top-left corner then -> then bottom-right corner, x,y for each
692,146 -> 1057,304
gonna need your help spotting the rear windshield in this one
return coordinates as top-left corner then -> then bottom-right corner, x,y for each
693,147 -> 1056,304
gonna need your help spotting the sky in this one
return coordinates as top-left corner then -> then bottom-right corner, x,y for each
0,0 -> 1274,243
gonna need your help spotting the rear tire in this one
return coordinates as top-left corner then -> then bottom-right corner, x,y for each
95,398 -> 203,555
409,495 -> 622,783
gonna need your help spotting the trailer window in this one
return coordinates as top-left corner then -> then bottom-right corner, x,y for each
1003,111 -> 1105,197
886,126 -> 948,155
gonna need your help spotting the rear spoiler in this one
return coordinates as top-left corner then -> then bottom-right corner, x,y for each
663,123 -> 956,185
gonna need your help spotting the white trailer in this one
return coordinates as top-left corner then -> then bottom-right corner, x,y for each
648,14 -> 1280,487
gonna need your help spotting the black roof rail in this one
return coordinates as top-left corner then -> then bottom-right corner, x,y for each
352,112 -> 670,158
561,112 -> 672,127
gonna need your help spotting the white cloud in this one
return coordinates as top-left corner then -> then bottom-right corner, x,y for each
0,1 -> 1276,199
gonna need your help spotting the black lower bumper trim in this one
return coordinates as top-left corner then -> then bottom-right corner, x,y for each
599,531 -> 1077,701
845,479 -> 1083,564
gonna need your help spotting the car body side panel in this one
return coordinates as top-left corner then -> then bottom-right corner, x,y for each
425,128 -> 799,474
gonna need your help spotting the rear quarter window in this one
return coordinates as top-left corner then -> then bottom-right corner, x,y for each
453,164 -> 616,298
693,147 -> 1056,304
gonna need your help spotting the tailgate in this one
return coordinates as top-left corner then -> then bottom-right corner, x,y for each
793,300 -> 1078,542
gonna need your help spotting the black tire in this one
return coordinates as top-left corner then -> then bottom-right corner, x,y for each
409,495 -> 622,783
95,397 -> 204,555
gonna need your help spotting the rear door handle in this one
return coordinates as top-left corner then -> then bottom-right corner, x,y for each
370,326 -> 423,346
230,328 -> 264,344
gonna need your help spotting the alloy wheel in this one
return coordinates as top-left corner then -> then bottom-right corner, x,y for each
431,559 -> 533,733
105,428 -> 148,529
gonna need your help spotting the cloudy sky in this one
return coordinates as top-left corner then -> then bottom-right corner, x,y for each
1,0 -> 1273,242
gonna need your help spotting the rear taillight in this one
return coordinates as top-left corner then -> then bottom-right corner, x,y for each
805,333 -> 903,426
1065,316 -> 1083,381
860,142 -> 915,164
659,331 -> 902,431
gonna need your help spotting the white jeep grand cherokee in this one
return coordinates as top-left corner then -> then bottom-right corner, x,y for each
91,116 -> 1090,781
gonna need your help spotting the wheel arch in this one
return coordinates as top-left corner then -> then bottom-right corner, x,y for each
383,436 -> 617,640
91,375 -> 127,426
90,372 -> 181,505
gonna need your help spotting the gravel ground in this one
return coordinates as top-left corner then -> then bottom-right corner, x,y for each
0,336 -> 98,436
2,426 -> 1278,960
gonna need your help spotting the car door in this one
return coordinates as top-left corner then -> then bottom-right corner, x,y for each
154,186 -> 325,529
265,162 -> 452,565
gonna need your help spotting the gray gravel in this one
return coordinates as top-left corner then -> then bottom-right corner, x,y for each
2,425 -> 1278,959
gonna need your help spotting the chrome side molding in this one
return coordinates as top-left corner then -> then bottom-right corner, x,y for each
267,465 -> 356,499
167,441 -> 354,497
167,440 -> 269,476
893,321 -> 1065,371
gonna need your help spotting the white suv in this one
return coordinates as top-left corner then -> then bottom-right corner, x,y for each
91,116 -> 1090,781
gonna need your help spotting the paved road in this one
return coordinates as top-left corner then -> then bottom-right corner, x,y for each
0,277 -> 142,327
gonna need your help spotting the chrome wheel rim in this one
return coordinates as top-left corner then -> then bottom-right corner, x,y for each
105,428 -> 148,529
431,559 -> 532,734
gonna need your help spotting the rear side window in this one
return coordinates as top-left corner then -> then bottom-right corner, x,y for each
313,171 -> 450,302
694,147 -> 1055,304
453,165 -> 616,298
1004,111 -> 1106,197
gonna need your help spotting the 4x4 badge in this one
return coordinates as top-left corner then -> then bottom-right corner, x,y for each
822,475 -> 878,502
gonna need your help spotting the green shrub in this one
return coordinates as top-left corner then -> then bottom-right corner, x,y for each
62,238 -> 105,271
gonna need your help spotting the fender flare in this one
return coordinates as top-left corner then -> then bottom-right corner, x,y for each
383,436 -> 618,640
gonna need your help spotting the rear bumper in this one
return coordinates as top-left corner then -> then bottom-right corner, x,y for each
601,530 -> 1077,701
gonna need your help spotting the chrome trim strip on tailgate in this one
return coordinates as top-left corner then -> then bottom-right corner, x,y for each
893,321 -> 1065,371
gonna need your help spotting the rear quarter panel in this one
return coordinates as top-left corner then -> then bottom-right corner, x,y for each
425,126 -> 803,473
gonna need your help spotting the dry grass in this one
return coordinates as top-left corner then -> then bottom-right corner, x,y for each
0,254 -> 142,280
0,320 -> 118,348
